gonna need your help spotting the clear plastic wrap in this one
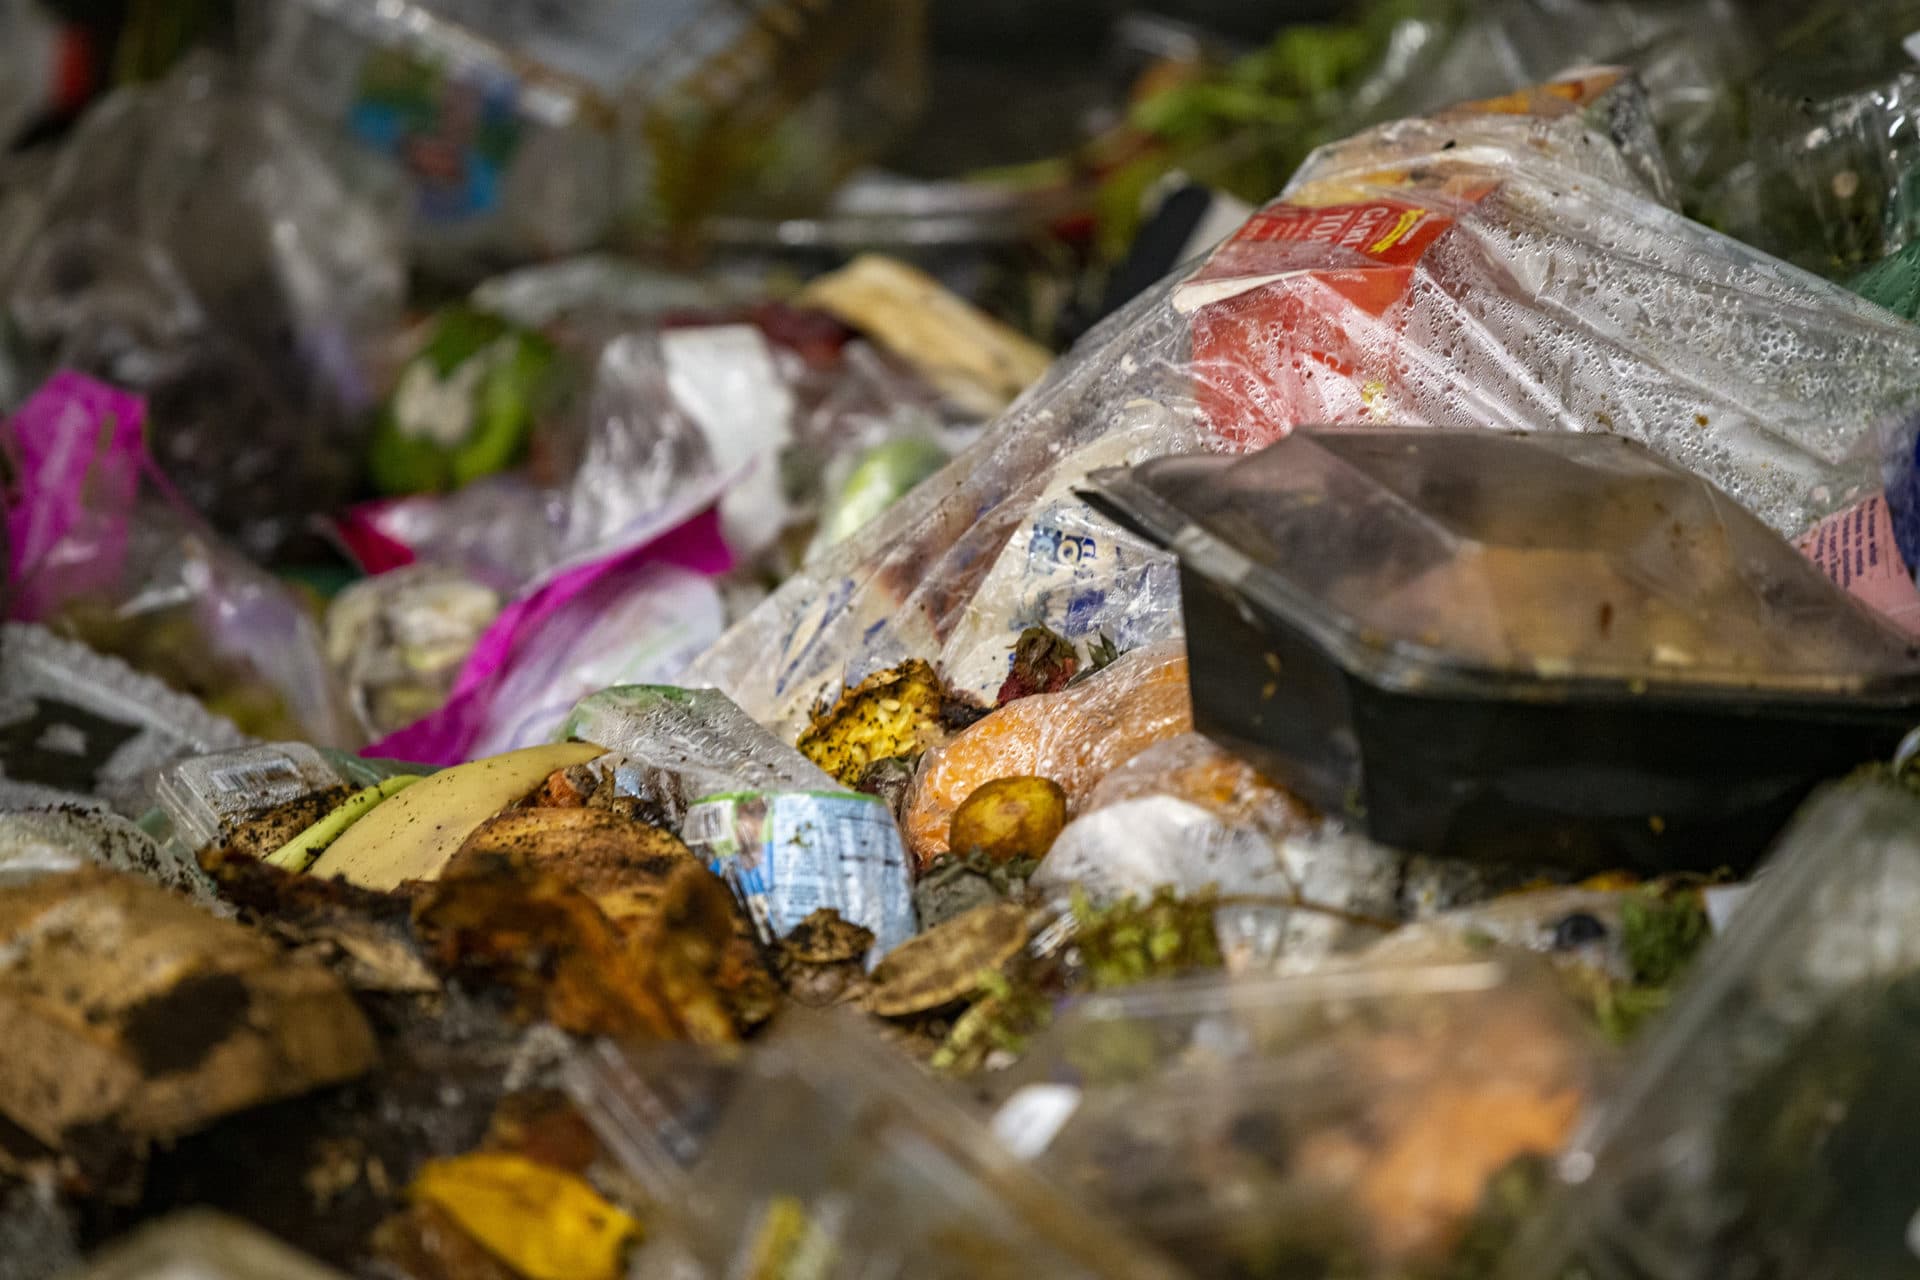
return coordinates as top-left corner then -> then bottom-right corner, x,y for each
1516,778 -> 1920,1280
0,622 -> 249,815
4,374 -> 354,747
903,642 -> 1193,869
567,1010 -> 1187,1280
5,55 -> 406,561
1185,69 -> 1920,545
690,66 -> 1920,741
990,957 -> 1603,1280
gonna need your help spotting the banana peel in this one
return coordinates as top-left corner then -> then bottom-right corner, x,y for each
266,775 -> 422,873
309,743 -> 604,891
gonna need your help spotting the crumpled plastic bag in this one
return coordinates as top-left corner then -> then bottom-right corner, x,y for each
1189,68 -> 1920,544
695,66 -> 1920,730
363,510 -> 733,766
337,297 -> 950,595
3,55 -> 407,561
1033,735 -> 1399,974
4,373 -> 353,746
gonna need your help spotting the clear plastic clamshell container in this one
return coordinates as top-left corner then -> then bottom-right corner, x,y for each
64,1211 -> 347,1279
1082,428 -> 1920,872
150,743 -> 346,855
567,1010 -> 1187,1280
990,957 -> 1604,1280
1513,778 -> 1920,1280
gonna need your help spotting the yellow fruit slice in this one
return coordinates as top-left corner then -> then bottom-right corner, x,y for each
309,742 -> 603,890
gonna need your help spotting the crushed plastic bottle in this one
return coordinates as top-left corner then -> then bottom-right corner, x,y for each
561,685 -> 840,820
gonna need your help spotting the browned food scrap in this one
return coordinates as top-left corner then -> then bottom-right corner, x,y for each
798,659 -> 947,786
413,846 -> 765,1044
0,869 -> 376,1191
866,902 -> 1030,1018
775,909 -> 875,1009
455,807 -> 777,1031
996,626 -> 1079,705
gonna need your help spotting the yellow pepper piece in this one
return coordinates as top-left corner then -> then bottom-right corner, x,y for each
411,1152 -> 639,1280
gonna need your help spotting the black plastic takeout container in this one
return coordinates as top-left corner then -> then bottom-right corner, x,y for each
1081,428 -> 1920,874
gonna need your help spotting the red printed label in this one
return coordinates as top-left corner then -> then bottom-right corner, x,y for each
1796,493 -> 1920,634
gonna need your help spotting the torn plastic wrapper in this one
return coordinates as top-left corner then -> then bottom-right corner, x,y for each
565,1010 -> 1188,1280
3,374 -> 355,747
1083,428 -> 1920,872
989,957 -> 1603,1280
0,622 -> 249,815
1515,779 -> 1920,1280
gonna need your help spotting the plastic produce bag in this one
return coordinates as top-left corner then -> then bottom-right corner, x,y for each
0,622 -> 249,814
339,297 -> 949,591
990,957 -> 1603,1280
5,55 -> 407,561
1520,778 -> 1920,1280
1183,69 -> 1920,532
1085,428 -> 1920,872
567,1010 -> 1187,1280
4,374 -> 354,746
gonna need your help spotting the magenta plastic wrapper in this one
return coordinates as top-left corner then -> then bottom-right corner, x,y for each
364,507 -> 733,766
3,372 -> 353,746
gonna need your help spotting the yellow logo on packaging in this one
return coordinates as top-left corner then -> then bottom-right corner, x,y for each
1369,209 -> 1429,254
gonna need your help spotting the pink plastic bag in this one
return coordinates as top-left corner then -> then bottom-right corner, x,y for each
364,508 -> 733,766
4,372 -> 353,745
